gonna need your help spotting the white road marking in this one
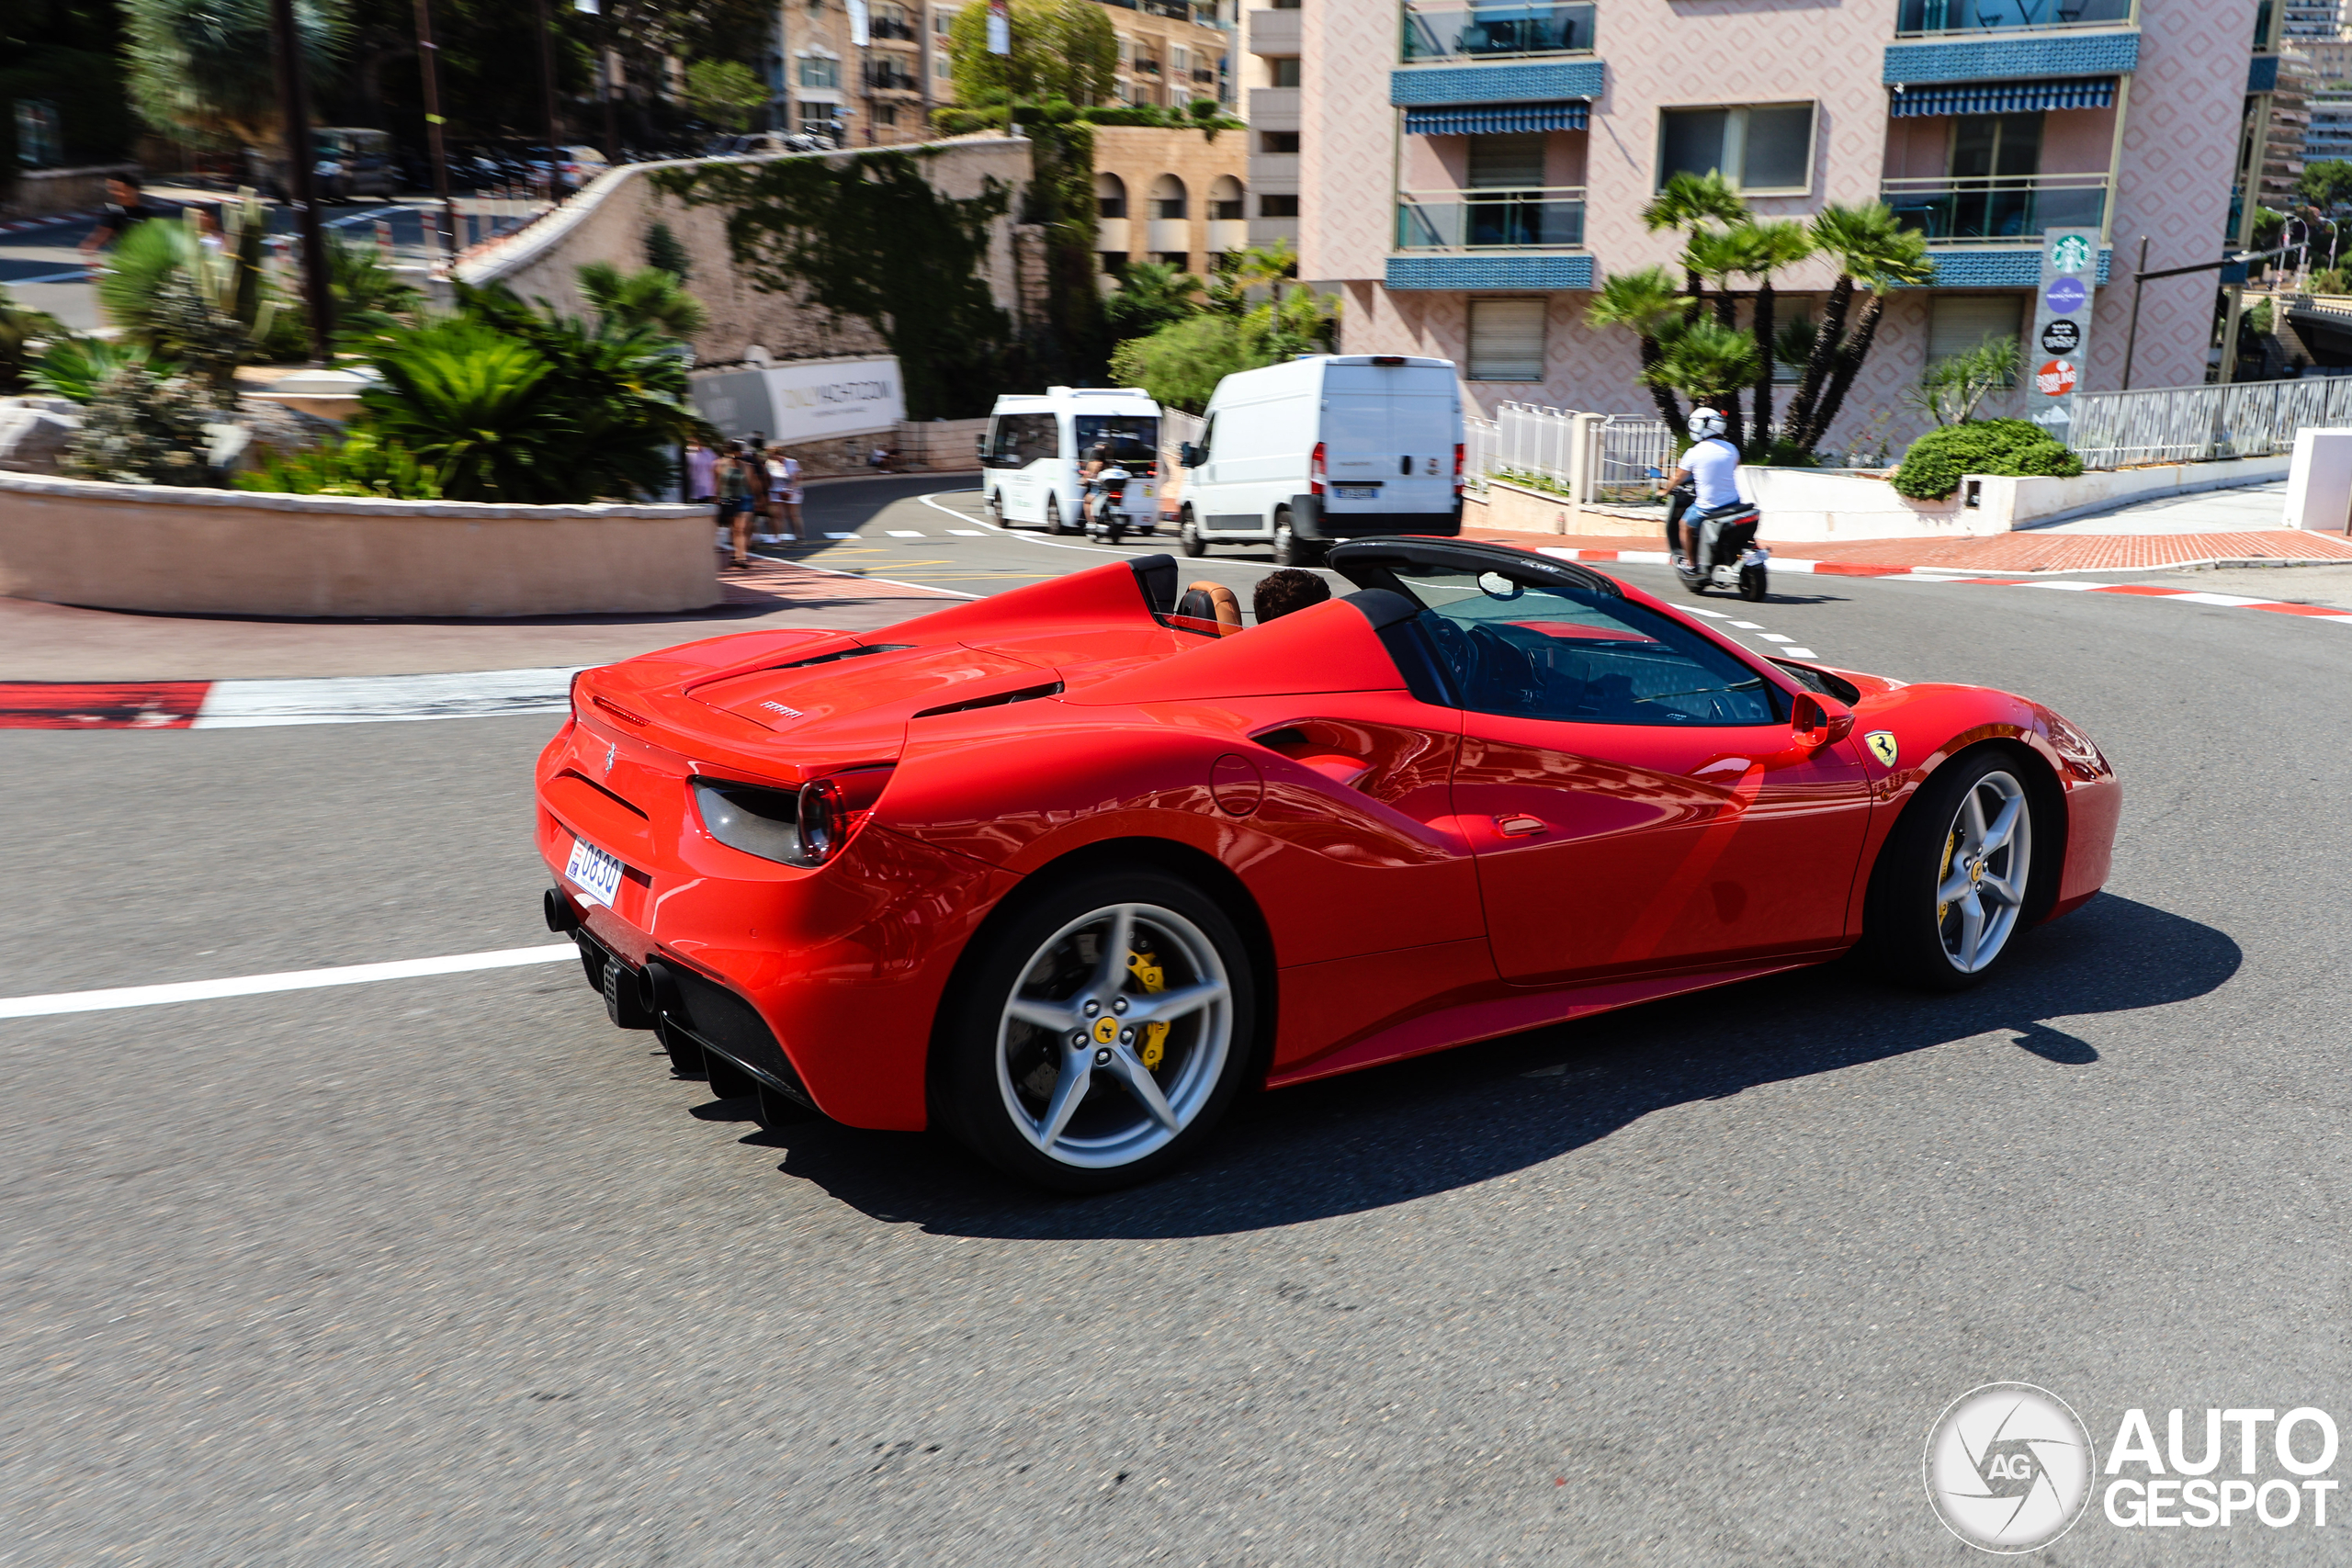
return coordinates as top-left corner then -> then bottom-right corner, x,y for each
1729,621 -> 1764,629
0,944 -> 577,1020
195,667 -> 582,728
1758,633 -> 1793,643
13,268 -> 93,285
1683,605 -> 1732,619
886,529 -> 923,537
948,528 -> 986,536
824,531 -> 857,538
1781,648 -> 1817,659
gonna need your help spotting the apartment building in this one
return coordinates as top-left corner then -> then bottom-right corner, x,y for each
771,0 -> 930,146
1291,0 -> 2252,450
923,1 -> 1237,113
1245,0 -> 1302,249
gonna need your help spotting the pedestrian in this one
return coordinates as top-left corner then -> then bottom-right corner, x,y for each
768,446 -> 805,541
77,173 -> 159,258
715,443 -> 755,571
869,443 -> 891,475
684,437 -> 718,507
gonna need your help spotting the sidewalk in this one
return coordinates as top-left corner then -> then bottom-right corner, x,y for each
0,556 -> 959,682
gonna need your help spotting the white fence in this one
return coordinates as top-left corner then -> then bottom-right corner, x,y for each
1464,402 -> 1675,501
2070,378 -> 2352,469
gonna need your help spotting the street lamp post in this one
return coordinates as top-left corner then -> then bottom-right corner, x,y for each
413,0 -> 457,260
533,0 -> 564,198
267,0 -> 335,363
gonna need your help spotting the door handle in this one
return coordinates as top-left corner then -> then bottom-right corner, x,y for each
1494,814 -> 1546,837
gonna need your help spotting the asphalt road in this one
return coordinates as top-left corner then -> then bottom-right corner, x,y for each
6,479 -> 2348,1564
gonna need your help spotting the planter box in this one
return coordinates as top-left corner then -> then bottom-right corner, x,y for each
1742,453 -> 2292,541
1469,478 -> 1645,536
0,472 -> 718,618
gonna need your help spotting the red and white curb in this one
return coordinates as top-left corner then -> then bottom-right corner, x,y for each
1537,547 -> 2352,626
0,667 -> 579,730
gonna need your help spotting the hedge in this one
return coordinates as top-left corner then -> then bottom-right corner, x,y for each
1891,418 -> 2083,500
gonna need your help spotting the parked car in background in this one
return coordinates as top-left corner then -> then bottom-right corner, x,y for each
246,126 -> 398,202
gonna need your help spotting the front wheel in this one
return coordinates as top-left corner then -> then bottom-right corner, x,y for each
936,870 -> 1258,1193
1861,751 -> 2038,991
1739,565 -> 1767,602
1045,496 -> 1066,536
1178,509 -> 1205,558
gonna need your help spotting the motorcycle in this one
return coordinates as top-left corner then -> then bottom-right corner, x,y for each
1667,479 -> 1770,601
1083,461 -> 1159,544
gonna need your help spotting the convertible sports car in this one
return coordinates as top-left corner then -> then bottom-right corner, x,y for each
537,539 -> 2119,1191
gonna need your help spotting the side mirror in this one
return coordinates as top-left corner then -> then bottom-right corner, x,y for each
1791,693 -> 1855,750
1179,442 -> 1203,468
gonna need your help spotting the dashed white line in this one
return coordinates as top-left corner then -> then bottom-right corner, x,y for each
824,531 -> 857,539
0,944 -> 576,1020
948,528 -> 986,536
886,529 -> 924,537
1781,647 -> 1817,659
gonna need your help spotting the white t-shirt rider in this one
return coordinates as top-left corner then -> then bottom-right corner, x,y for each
1683,436 -> 1743,509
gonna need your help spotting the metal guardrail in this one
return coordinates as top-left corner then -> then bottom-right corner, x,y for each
2070,378 -> 2352,469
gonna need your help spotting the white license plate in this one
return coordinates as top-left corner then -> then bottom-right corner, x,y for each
564,834 -> 627,908
1333,484 -> 1380,500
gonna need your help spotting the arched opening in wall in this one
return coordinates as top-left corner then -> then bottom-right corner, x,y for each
1150,174 -> 1188,220
1096,171 -> 1127,220
1208,175 -> 1246,221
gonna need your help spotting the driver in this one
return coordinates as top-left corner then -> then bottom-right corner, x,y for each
1662,408 -> 1741,569
1079,438 -> 1113,525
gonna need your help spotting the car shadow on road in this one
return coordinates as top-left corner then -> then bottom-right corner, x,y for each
738,892 -> 2238,1237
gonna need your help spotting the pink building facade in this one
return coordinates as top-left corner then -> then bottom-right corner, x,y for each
1293,0 -> 2257,457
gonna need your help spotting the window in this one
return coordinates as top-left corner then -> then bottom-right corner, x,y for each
1466,132 -> 1545,190
1100,251 -> 1129,274
1155,251 -> 1189,265
1657,103 -> 1816,194
1151,173 -> 1187,220
876,104 -> 899,127
1096,171 -> 1127,219
1262,130 -> 1299,154
1386,567 -> 1781,727
1173,46 -> 1190,73
987,413 -> 1058,467
933,52 -> 952,80
1929,295 -> 2026,365
1208,175 -> 1245,220
1270,57 -> 1302,87
1260,193 -> 1300,218
933,7 -> 954,33
797,55 -> 840,88
1467,298 -> 1546,381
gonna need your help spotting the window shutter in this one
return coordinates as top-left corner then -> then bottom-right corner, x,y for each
1928,295 -> 2025,363
1468,299 -> 1547,382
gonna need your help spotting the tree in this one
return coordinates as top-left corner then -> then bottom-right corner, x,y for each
1105,261 -> 1199,338
1680,225 -> 1754,442
1782,202 -> 1933,457
2301,158 -> 2352,211
947,0 -> 1117,108
124,0 -> 347,150
1643,172 -> 1747,322
1910,333 -> 2018,426
683,58 -> 765,132
1644,319 -> 1761,412
1732,218 -> 1815,449
1585,266 -> 1690,432
576,260 -> 709,339
1110,285 -> 1338,411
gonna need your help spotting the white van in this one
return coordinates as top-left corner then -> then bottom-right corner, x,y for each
1174,355 -> 1463,566
979,386 -> 1162,536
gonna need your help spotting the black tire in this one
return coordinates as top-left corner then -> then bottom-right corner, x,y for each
1739,565 -> 1767,602
1178,508 -> 1205,558
1272,509 -> 1322,568
986,491 -> 1006,527
1860,749 -> 2041,992
1045,496 -> 1067,536
1684,576 -> 1711,597
935,868 -> 1260,1193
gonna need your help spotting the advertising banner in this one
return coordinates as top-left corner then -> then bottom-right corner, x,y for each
2027,228 -> 2099,445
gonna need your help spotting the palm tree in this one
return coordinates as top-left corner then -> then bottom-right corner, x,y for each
1732,219 -> 1815,449
1644,319 -> 1761,412
1682,227 -> 1756,444
1785,203 -> 1933,457
576,261 -> 710,341
1585,266 -> 1690,431
1642,172 -> 1747,322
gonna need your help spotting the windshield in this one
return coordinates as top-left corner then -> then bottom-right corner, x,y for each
1388,566 -> 1781,727
1074,415 -> 1159,459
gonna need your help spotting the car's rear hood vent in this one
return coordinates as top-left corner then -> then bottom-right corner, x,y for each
691,645 -> 1046,734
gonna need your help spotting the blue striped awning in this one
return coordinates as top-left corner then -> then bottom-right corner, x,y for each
1404,100 -> 1589,135
1888,75 -> 2116,118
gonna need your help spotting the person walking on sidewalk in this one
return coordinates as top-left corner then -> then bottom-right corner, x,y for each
715,444 -> 755,571
767,446 -> 805,542
684,438 -> 718,508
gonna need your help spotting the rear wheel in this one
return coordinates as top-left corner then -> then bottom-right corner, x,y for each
1862,751 -> 2038,991
1272,509 -> 1321,568
938,870 -> 1258,1193
1045,496 -> 1067,536
1178,509 -> 1205,558
1739,565 -> 1767,602
986,491 -> 1006,526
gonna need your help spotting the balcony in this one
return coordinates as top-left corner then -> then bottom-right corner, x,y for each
1249,6 -> 1302,54
1396,186 -> 1586,251
1881,172 -> 2108,243
865,64 -> 921,92
1136,59 -> 1163,76
1894,0 -> 2134,36
868,17 -> 918,41
1401,1 -> 1596,63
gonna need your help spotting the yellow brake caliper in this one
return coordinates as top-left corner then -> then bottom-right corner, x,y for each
1937,827 -> 1960,926
1126,949 -> 1169,1070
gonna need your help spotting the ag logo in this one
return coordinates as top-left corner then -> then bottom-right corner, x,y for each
1865,730 -> 1899,767
1925,1383 -> 2096,1553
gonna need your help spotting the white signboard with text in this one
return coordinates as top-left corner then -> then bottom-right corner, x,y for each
690,355 -> 905,446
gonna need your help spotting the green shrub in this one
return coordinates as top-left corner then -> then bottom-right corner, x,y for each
1,288 -> 63,395
28,334 -> 173,404
62,364 -> 221,486
1891,417 -> 2082,500
233,432 -> 448,499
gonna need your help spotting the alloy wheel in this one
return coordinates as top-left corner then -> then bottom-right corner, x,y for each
1935,770 -> 2032,974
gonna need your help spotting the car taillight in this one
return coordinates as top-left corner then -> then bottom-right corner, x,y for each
692,765 -> 893,868
1453,442 -> 1464,497
1310,440 -> 1326,497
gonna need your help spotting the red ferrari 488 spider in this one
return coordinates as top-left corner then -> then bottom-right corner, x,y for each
537,538 -> 2119,1190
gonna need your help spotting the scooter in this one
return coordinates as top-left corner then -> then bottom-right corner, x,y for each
1083,465 -> 1159,545
1669,482 -> 1770,601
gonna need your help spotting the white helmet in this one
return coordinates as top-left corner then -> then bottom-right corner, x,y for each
1688,407 -> 1727,441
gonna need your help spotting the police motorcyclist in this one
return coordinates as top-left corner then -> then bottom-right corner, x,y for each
1662,407 -> 1741,569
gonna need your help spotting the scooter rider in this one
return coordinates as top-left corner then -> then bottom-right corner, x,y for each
1663,407 -> 1741,569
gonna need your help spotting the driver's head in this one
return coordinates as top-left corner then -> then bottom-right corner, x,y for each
1253,569 -> 1331,625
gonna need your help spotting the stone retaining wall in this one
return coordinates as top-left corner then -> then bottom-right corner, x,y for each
0,472 -> 717,618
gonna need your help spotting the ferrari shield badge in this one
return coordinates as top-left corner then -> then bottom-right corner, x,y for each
1865,731 -> 1899,768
